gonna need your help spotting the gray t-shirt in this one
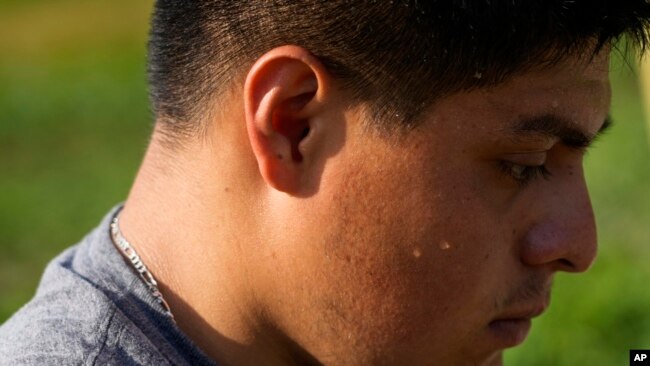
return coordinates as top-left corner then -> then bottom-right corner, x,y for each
0,205 -> 217,366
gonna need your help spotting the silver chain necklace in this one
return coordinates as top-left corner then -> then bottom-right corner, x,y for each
110,210 -> 175,322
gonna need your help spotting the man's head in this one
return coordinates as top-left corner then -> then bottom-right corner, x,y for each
148,1 -> 648,141
125,1 -> 650,365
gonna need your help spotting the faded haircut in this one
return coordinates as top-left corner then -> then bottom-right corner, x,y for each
148,1 -> 650,141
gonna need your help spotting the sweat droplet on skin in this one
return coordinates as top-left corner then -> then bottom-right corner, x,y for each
413,248 -> 422,258
439,241 -> 451,250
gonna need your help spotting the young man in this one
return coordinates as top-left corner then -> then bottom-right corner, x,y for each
1,1 -> 649,365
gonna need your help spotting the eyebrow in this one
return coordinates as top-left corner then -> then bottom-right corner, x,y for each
508,114 -> 612,149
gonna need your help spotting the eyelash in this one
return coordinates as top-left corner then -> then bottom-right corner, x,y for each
498,161 -> 552,187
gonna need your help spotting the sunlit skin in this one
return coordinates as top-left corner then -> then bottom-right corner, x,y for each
118,45 -> 610,365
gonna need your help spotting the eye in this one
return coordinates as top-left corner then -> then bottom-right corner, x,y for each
498,160 -> 552,187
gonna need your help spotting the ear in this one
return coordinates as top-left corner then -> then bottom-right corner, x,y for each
244,45 -> 331,194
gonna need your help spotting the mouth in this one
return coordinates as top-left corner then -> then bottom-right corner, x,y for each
487,301 -> 548,348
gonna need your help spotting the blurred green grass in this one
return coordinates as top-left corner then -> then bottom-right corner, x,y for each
0,1 -> 648,364
0,0 -> 153,319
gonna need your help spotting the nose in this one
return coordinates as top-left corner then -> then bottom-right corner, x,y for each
519,174 -> 598,273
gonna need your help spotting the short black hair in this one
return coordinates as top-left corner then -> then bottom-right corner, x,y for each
148,1 -> 650,140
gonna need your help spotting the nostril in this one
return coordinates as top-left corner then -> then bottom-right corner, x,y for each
558,258 -> 575,271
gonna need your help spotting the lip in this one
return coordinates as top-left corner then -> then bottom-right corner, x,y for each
488,318 -> 532,348
497,301 -> 548,320
487,302 -> 548,348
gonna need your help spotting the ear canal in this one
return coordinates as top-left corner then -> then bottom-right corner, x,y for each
300,127 -> 310,140
273,90 -> 316,163
292,127 -> 310,162
273,116 -> 309,163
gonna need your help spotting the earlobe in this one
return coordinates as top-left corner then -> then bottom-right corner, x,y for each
244,45 -> 329,194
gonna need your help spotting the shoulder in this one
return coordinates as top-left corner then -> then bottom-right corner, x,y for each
0,247 -> 171,365
0,206 -> 211,366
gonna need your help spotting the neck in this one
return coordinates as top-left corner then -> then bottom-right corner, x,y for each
117,131 -> 291,365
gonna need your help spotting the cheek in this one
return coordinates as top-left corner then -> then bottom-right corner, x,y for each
309,158 -> 504,356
